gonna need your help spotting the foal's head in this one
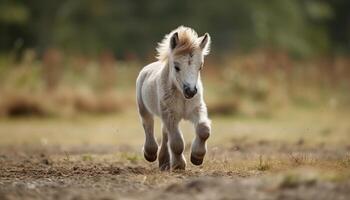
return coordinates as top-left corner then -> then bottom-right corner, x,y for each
157,26 -> 211,99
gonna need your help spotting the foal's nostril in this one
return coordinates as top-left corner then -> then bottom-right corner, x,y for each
184,85 -> 190,93
183,85 -> 197,98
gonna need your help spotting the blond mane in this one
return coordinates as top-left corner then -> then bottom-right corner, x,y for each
156,26 -> 200,61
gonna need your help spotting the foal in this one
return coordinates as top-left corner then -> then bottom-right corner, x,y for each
136,26 -> 211,170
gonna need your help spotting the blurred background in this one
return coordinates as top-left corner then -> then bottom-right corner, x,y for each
1,2 -> 350,199
0,0 -> 349,147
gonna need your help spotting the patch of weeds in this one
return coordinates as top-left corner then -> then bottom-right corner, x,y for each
257,155 -> 270,171
279,173 -> 317,189
288,153 -> 311,166
292,96 -> 316,109
279,174 -> 300,188
321,172 -> 349,182
120,152 -> 140,164
82,154 -> 93,161
340,153 -> 350,167
208,100 -> 240,116
64,151 -> 71,162
320,127 -> 332,136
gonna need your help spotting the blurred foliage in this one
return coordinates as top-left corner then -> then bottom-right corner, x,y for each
0,0 -> 349,58
0,50 -> 349,118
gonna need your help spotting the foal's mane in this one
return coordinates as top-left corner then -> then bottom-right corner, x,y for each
156,26 -> 199,61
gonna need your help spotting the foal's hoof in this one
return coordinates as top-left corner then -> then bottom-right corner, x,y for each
159,163 -> 170,171
144,151 -> 157,162
190,154 -> 204,166
171,164 -> 186,171
143,144 -> 158,162
171,160 -> 186,170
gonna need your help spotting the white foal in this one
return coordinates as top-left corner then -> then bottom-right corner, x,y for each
136,26 -> 211,170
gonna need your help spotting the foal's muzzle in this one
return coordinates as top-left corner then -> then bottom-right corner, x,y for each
183,84 -> 197,99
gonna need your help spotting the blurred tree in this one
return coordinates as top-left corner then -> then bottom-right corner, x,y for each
0,0 -> 348,58
0,0 -> 29,54
326,0 -> 350,53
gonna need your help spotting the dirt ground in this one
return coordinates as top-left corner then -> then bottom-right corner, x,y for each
1,144 -> 349,200
0,109 -> 350,200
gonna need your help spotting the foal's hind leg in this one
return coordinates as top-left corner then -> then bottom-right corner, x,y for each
190,107 -> 211,165
158,123 -> 170,170
139,107 -> 158,162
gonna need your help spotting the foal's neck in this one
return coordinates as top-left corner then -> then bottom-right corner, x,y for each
160,60 -> 170,81
160,60 -> 177,91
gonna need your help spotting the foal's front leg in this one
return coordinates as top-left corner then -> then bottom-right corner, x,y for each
158,123 -> 170,170
162,117 -> 186,170
190,107 -> 211,165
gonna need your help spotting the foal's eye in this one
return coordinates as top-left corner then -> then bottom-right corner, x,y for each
174,64 -> 180,72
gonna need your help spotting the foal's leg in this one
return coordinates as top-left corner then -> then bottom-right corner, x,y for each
190,107 -> 211,165
139,110 -> 158,162
158,123 -> 170,170
162,117 -> 186,170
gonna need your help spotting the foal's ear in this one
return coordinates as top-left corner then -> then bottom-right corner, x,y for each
170,32 -> 179,50
199,33 -> 211,56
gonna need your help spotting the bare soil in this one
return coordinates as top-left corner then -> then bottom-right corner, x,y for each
1,110 -> 349,200
1,142 -> 349,200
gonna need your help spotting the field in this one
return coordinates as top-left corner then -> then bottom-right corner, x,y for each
1,54 -> 350,199
1,105 -> 350,199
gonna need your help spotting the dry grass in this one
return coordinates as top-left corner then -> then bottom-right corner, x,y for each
0,92 -> 51,117
1,51 -> 350,118
207,100 -> 240,116
0,89 -> 130,117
